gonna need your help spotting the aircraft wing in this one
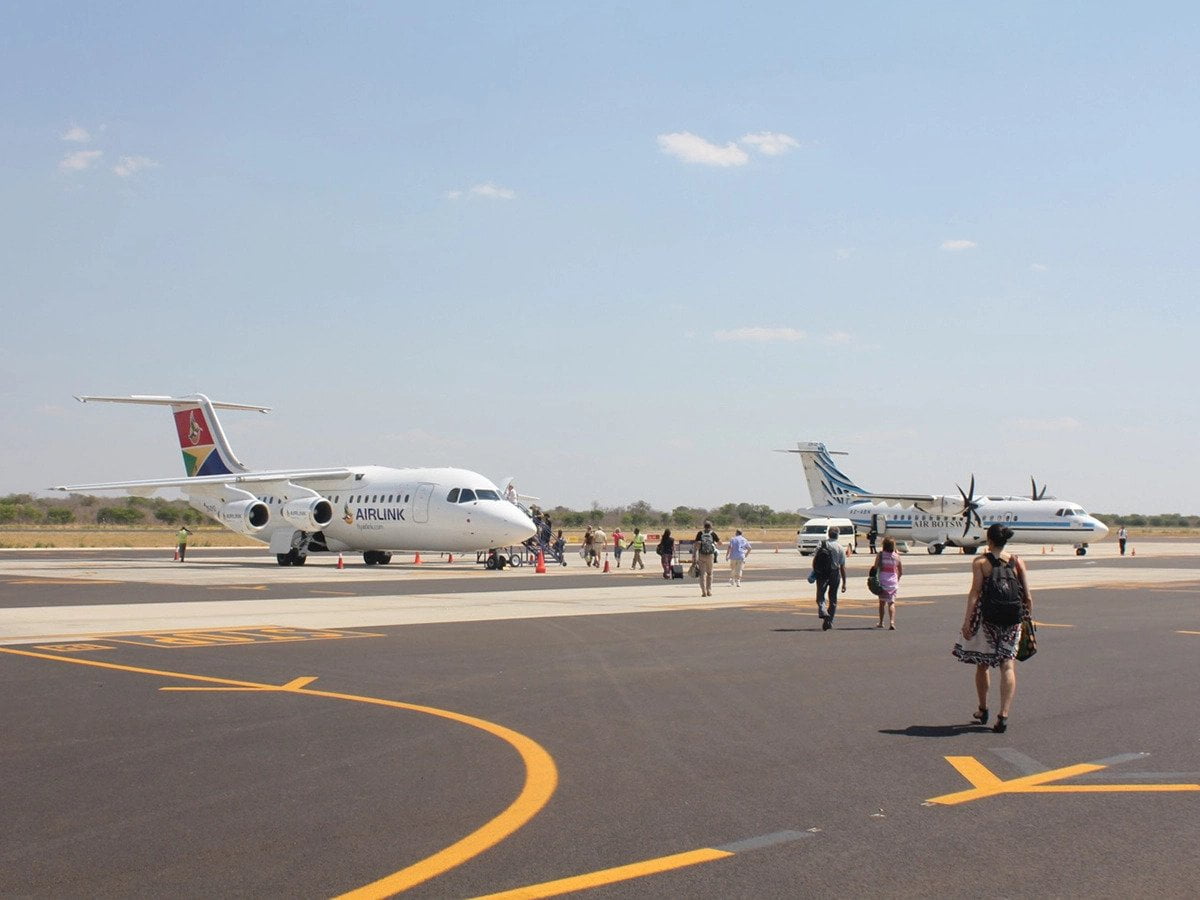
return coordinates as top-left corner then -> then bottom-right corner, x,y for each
53,468 -> 355,492
846,491 -> 940,504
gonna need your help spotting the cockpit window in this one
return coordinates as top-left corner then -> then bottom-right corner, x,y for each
475,489 -> 500,500
459,488 -> 476,503
447,488 -> 460,503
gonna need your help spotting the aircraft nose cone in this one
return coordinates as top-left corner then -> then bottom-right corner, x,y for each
488,504 -> 536,545
1092,518 -> 1109,540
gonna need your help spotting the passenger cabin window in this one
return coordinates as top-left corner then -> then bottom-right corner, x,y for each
476,489 -> 500,500
447,488 -> 460,503
459,489 -> 476,503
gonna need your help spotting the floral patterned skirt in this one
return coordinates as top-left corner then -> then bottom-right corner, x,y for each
952,607 -> 1022,667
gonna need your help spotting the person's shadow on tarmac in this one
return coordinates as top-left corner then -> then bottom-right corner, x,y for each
878,724 -> 991,737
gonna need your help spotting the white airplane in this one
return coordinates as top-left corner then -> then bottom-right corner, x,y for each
53,394 -> 536,565
783,441 -> 1109,556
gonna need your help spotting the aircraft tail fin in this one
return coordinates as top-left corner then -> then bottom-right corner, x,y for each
75,394 -> 269,477
779,441 -> 866,507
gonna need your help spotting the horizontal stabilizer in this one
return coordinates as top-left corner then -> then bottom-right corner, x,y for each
75,395 -> 271,413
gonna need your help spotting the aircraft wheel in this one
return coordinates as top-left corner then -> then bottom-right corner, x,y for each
378,552 -> 392,565
363,551 -> 378,565
276,554 -> 291,566
1076,547 -> 1087,556
927,544 -> 943,555
485,555 -> 498,570
963,546 -> 978,555
293,553 -> 306,565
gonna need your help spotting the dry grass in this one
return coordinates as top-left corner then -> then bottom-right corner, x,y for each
0,527 -> 260,549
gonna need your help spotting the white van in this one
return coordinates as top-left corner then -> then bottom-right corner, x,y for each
797,517 -> 858,556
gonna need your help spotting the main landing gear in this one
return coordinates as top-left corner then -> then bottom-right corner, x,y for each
363,550 -> 393,565
1075,545 -> 1088,556
276,549 -> 307,566
927,543 -> 945,555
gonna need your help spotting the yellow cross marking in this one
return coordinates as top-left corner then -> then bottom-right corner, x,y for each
160,675 -> 319,693
928,756 -> 1200,806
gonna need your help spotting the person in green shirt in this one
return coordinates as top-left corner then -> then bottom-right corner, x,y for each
176,526 -> 191,562
629,528 -> 647,570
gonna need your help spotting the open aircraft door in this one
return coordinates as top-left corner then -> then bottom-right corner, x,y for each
411,482 -> 435,523
872,513 -> 887,535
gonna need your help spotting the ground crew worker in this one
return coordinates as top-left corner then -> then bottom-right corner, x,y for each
629,528 -> 647,569
176,526 -> 191,562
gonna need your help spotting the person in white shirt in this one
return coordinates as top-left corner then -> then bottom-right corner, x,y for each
727,530 -> 751,586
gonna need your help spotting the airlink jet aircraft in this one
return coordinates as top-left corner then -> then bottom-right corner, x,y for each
54,394 -> 536,565
784,441 -> 1109,556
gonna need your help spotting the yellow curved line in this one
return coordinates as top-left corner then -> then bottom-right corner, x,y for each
0,647 -> 558,897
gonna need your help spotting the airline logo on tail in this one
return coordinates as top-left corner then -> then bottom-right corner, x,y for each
173,405 -> 234,477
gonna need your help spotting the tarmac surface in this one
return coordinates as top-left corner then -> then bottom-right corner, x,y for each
2,539 -> 1198,897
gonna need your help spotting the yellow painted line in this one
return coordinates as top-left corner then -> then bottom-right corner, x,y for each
311,590 -> 359,596
1178,630 -> 1200,636
0,646 -> 558,897
929,756 -> 1200,806
6,578 -> 122,585
208,584 -> 268,591
471,847 -> 733,899
1030,622 -> 1074,628
945,756 -> 1003,790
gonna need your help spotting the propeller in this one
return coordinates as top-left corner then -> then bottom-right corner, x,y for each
957,475 -> 983,537
1030,477 -> 1048,501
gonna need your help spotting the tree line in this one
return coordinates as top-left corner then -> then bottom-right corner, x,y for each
2,494 -> 1197,531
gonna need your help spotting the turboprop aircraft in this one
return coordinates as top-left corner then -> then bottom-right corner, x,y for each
783,441 -> 1108,556
53,394 -> 536,565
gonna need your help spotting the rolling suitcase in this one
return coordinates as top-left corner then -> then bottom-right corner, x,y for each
670,563 -> 684,579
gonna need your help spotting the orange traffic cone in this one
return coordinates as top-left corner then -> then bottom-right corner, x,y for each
414,552 -> 422,564
602,557 -> 610,573
536,550 -> 546,573
1041,546 -> 1045,554
1131,547 -> 1136,556
448,553 -> 454,563
775,547 -> 779,553
337,552 -> 344,570
173,548 -> 179,561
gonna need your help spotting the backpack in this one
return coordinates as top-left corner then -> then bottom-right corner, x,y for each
812,541 -> 834,579
699,531 -> 716,556
980,553 -> 1025,626
866,566 -> 883,597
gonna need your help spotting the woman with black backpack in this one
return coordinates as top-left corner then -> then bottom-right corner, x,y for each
952,524 -> 1033,733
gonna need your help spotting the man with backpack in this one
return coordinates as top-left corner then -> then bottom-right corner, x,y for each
692,520 -> 722,597
812,526 -> 847,630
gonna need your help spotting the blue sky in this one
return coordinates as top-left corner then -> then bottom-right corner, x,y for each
2,2 -> 1197,513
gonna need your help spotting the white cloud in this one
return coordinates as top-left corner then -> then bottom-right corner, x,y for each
657,132 -> 749,167
1031,263 -> 1048,272
740,131 -> 801,156
823,331 -> 853,345
59,149 -> 102,172
714,326 -> 805,343
940,239 -> 978,251
112,155 -> 159,178
834,248 -> 854,260
61,126 -> 91,143
447,183 -> 516,200
1009,416 -> 1081,432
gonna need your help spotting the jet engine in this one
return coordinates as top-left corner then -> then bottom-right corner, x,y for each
217,498 -> 270,534
281,497 -> 333,531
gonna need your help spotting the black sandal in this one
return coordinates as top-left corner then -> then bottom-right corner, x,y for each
972,707 -> 989,725
993,715 -> 1008,733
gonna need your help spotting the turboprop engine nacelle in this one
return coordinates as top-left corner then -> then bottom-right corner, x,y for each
216,498 -> 270,534
281,497 -> 333,531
